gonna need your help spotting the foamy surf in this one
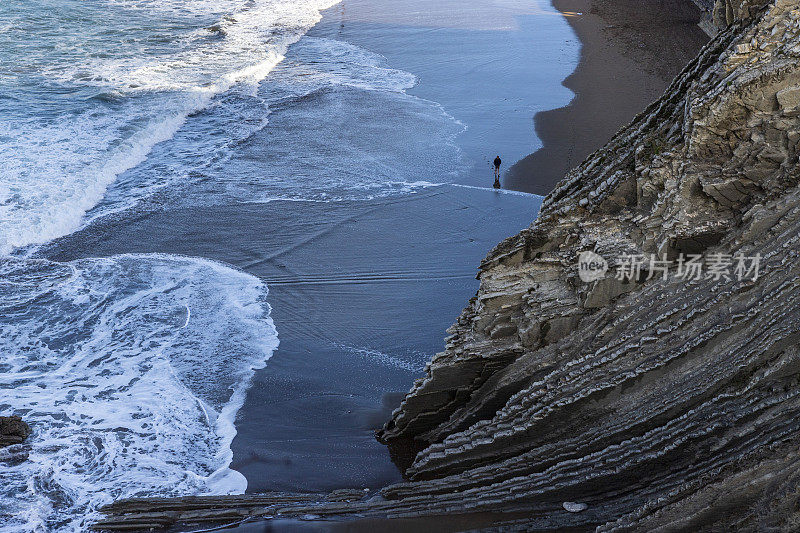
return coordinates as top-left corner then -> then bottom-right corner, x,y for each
0,0 -> 340,255
81,36 -> 467,219
0,254 -> 279,532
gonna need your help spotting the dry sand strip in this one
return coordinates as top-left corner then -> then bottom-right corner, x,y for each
506,0 -> 710,194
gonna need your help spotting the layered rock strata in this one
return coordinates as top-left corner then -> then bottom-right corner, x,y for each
376,0 -> 800,529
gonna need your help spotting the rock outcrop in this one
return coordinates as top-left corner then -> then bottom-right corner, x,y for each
0,416 -> 31,448
695,0 -> 769,34
375,0 -> 800,529
96,0 -> 800,530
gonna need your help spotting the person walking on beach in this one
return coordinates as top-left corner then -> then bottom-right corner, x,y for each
493,155 -> 502,189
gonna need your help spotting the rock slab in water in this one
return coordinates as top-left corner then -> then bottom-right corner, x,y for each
0,416 -> 31,448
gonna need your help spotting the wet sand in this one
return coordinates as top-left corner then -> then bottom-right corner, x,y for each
44,187 -> 541,494
506,0 -> 710,194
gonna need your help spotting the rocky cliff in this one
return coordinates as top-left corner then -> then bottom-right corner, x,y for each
375,0 -> 800,529
694,0 -> 770,34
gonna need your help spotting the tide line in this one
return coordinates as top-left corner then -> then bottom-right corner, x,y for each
402,180 -> 543,198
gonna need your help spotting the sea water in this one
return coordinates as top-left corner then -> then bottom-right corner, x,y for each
0,255 -> 278,530
0,0 -> 339,529
0,0 -> 575,529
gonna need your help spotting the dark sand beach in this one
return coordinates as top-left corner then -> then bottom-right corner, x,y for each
506,0 -> 710,194
39,0 -> 708,528
308,0 -> 579,188
45,190 -> 540,493
40,0 -> 564,501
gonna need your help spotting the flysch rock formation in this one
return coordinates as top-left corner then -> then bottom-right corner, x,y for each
96,0 -> 800,530
376,0 -> 800,529
694,0 -> 767,34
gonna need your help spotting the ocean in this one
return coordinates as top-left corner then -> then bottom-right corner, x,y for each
0,0 -> 575,529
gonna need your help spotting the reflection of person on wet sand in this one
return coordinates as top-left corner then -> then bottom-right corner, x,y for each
493,155 -> 501,189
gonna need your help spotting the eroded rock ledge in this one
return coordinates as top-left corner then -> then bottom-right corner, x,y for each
96,0 -> 800,530
376,0 -> 800,529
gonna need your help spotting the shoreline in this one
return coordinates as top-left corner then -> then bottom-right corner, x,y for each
79,0 -> 708,530
82,0 -> 800,530
26,0 -> 553,525
505,0 -> 710,194
304,0 -> 579,190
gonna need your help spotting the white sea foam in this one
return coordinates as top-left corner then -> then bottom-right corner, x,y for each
0,254 -> 279,531
429,182 -> 545,198
72,35 -> 468,220
278,37 -> 418,94
0,0 -> 340,256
